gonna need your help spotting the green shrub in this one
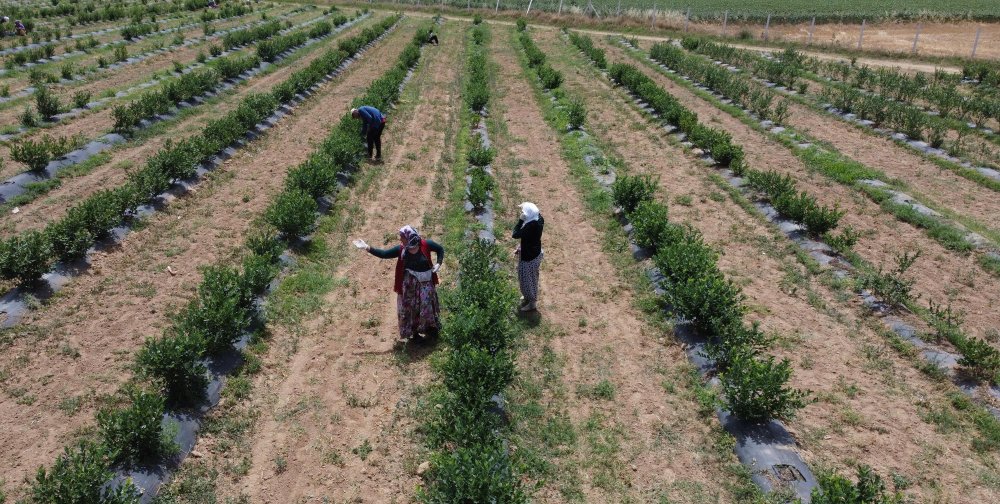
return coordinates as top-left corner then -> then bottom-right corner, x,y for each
245,229 -> 283,263
466,85 -> 488,112
31,441 -> 141,504
265,189 -> 318,239
20,106 -> 38,127
705,321 -> 771,369
538,64 -> 562,90
241,253 -> 278,295
467,168 -> 493,209
811,465 -> 903,504
35,85 -> 61,120
72,91 -> 92,109
629,200 -> 670,250
46,218 -> 95,261
113,44 -> 128,63
196,51 -> 207,64
98,388 -> 167,466
136,333 -> 207,406
288,151 -> 336,197
209,44 -> 222,58
176,265 -> 253,355
471,25 -> 487,45
320,126 -> 363,169
472,14 -> 483,25
568,32 -> 607,69
566,96 -> 586,129
11,138 -> 52,171
721,352 -> 807,422
442,345 -> 515,410
0,231 -> 54,283
515,18 -> 526,31
957,336 -> 1000,383
418,443 -> 527,503
519,33 -> 545,68
856,250 -> 920,308
60,62 -> 74,80
611,174 -> 657,214
466,145 -> 495,167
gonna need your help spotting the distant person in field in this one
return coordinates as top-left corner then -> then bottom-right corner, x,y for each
14,19 -> 25,36
427,29 -> 438,45
354,225 -> 444,341
351,105 -> 385,162
513,202 -> 544,312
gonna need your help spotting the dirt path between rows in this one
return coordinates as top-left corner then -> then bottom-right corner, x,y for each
0,16 -> 378,232
492,26 -> 756,501
538,27 -> 1000,504
596,35 -> 1000,348
0,21 -> 416,498
204,21 -> 464,503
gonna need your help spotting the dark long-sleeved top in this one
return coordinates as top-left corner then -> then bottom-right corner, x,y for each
356,105 -> 384,132
368,240 -> 444,271
512,216 -> 544,262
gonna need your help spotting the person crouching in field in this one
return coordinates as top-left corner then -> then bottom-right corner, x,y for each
513,202 -> 544,312
355,226 -> 444,341
351,105 -> 385,163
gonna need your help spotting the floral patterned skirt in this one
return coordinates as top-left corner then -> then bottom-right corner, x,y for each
396,272 -> 440,339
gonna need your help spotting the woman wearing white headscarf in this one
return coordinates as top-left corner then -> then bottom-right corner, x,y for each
513,202 -> 544,312
354,225 -> 444,340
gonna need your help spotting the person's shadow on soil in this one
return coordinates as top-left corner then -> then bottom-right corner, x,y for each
393,334 -> 439,362
517,310 -> 542,327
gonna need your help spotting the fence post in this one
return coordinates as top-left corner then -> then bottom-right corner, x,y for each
721,10 -> 728,37
526,0 -> 533,14
971,26 -> 982,58
808,16 -> 815,44
764,13 -> 771,40
911,23 -> 921,54
495,0 -> 499,13
857,19 -> 865,50
558,0 -> 563,14
616,0 -> 621,17
684,7 -> 690,32
651,3 -> 657,29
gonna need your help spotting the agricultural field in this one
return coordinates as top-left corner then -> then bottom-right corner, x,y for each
0,0 -> 997,503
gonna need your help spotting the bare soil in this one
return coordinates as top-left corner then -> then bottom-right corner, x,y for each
0,20 -> 413,498
203,21 -> 463,503
721,21 -> 1000,61
538,27 -> 1000,503
598,36 -> 1000,347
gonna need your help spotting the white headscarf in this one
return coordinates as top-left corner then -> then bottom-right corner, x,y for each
519,202 -> 540,223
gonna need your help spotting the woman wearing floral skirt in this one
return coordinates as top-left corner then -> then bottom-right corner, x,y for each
355,225 -> 444,340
